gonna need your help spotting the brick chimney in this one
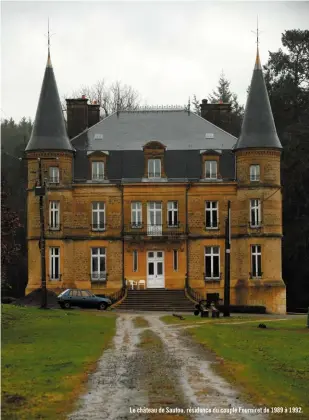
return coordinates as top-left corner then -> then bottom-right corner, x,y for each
200,99 -> 231,127
87,101 -> 100,128
66,96 -> 89,139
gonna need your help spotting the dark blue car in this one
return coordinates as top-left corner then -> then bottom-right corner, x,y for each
57,289 -> 112,310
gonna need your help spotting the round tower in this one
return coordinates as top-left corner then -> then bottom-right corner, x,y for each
25,45 -> 74,295
233,47 -> 286,314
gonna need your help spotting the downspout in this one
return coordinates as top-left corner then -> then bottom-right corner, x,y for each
121,183 -> 125,287
185,182 -> 191,288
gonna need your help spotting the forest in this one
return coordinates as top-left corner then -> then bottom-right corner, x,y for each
1,30 -> 308,310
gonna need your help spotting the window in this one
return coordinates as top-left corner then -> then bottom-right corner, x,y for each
133,250 -> 138,272
205,201 -> 218,229
173,250 -> 178,271
49,167 -> 59,184
250,199 -> 261,227
91,248 -> 106,280
251,245 -> 262,278
92,161 -> 104,180
148,159 -> 161,178
131,202 -> 142,227
205,246 -> 220,279
167,201 -> 178,227
69,290 -> 81,297
205,160 -> 217,179
49,201 -> 60,230
250,165 -> 260,182
147,202 -> 162,236
92,202 -> 105,230
49,247 -> 60,280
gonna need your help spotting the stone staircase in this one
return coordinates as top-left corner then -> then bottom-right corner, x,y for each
116,289 -> 196,312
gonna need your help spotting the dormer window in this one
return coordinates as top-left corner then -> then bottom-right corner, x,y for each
250,165 -> 260,182
148,159 -> 161,178
205,160 -> 217,179
92,161 -> 104,181
49,167 -> 59,184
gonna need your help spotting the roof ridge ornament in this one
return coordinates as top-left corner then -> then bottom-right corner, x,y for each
45,18 -> 55,68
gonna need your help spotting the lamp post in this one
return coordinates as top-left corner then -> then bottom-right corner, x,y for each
22,155 -> 58,308
223,200 -> 231,317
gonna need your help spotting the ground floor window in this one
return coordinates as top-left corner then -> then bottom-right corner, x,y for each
49,247 -> 60,280
133,250 -> 138,272
205,246 -> 220,279
173,249 -> 178,271
251,245 -> 262,278
91,248 -> 106,280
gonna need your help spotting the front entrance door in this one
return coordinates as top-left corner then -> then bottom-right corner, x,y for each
147,251 -> 165,288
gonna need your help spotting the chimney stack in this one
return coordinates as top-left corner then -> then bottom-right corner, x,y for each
66,96 -> 101,139
200,99 -> 231,127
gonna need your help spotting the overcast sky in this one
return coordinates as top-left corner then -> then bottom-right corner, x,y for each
1,1 -> 308,122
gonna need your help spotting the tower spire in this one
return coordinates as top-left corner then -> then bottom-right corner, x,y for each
233,25 -> 282,151
46,18 -> 53,68
255,16 -> 261,70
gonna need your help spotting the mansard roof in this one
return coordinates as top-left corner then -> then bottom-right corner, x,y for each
234,48 -> 282,151
25,52 -> 74,152
71,107 -> 237,151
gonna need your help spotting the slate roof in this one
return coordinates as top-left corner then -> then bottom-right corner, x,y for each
73,149 -> 236,182
234,48 -> 282,151
72,108 -> 237,182
26,52 -> 74,152
71,109 -> 237,151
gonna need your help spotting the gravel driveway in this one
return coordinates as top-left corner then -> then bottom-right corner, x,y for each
68,314 -> 266,420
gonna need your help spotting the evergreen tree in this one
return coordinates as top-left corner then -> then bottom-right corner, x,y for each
208,71 -> 244,116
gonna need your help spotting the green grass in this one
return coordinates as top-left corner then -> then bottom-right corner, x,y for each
160,314 -> 269,325
1,305 -> 116,420
187,317 -> 309,418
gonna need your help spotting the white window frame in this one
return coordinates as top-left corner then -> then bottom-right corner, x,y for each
133,250 -> 138,272
49,247 -> 60,280
92,161 -> 104,181
49,167 -> 59,184
49,201 -> 60,230
205,201 -> 219,229
131,202 -> 142,228
167,201 -> 178,227
250,165 -> 260,182
147,201 -> 162,236
204,246 -> 220,279
173,249 -> 178,272
251,245 -> 262,278
92,202 -> 105,231
205,160 -> 217,179
91,247 -> 106,280
148,159 -> 161,178
250,199 -> 261,227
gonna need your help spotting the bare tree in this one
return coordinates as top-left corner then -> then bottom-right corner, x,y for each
62,79 -> 140,120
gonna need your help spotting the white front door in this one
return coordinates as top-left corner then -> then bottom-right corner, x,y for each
147,202 -> 162,236
147,251 -> 165,288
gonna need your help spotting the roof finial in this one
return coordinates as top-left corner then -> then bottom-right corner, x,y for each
251,16 -> 262,70
45,18 -> 55,68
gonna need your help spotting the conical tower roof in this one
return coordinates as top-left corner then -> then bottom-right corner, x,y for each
26,50 -> 73,152
234,47 -> 282,151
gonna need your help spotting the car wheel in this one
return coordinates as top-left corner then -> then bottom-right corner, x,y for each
98,302 -> 107,311
63,302 -> 71,309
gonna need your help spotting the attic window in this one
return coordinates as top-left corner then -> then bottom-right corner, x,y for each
94,133 -> 103,140
205,133 -> 214,139
148,159 -> 161,178
92,161 -> 104,181
205,160 -> 217,179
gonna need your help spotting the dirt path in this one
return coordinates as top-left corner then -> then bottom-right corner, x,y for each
68,314 -> 266,420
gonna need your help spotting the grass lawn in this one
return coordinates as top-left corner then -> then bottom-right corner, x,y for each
1,305 -> 116,420
187,317 -> 309,418
161,314 -> 270,325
